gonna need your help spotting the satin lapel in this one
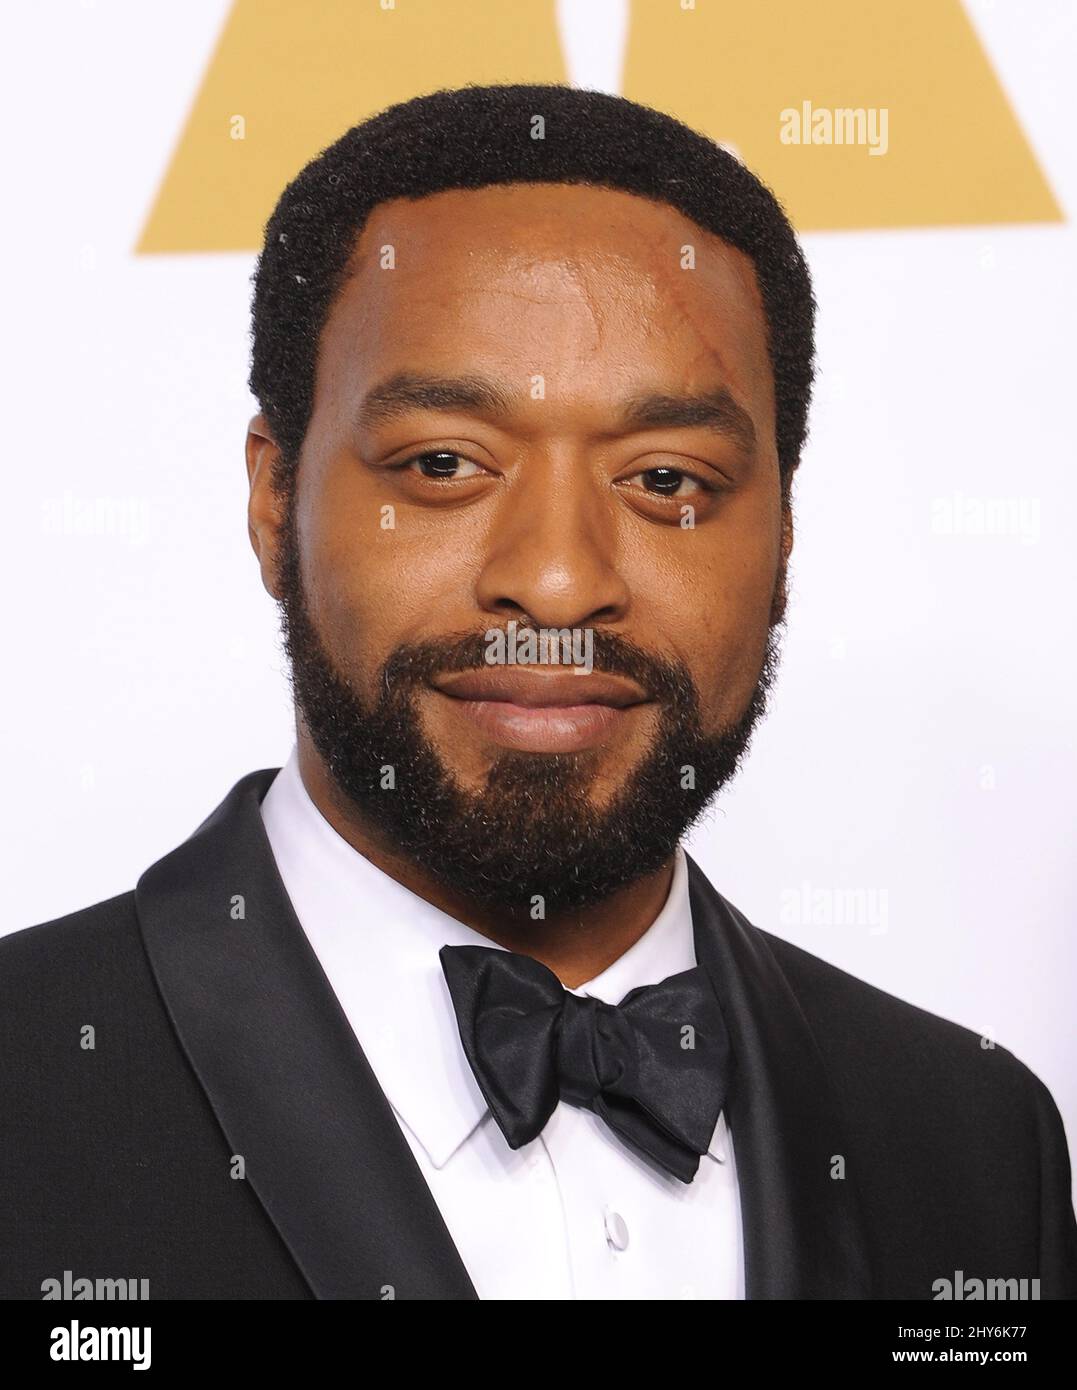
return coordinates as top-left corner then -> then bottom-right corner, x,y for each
687,856 -> 873,1299
135,769 -> 478,1301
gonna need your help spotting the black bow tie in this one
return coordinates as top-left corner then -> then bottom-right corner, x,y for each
439,944 -> 732,1183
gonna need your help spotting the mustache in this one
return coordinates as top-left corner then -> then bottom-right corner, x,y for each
376,627 -> 701,709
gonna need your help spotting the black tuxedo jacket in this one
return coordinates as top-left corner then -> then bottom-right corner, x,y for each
2,768 -> 1074,1300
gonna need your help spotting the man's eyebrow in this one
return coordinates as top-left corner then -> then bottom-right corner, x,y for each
355,372 -> 758,457
618,389 -> 758,457
355,373 -> 514,429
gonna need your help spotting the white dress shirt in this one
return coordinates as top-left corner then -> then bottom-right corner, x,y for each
260,745 -> 744,1299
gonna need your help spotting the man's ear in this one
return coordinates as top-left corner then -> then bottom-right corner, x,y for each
770,496 -> 795,626
245,413 -> 288,600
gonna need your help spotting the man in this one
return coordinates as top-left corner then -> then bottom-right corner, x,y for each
2,83 -> 1074,1301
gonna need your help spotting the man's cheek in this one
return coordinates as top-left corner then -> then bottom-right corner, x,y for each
691,649 -> 753,729
348,538 -> 467,620
309,578 -> 388,698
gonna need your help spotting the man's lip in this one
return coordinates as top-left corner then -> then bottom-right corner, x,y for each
431,668 -> 650,709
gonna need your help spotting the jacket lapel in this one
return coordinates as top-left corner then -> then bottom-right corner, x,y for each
135,766 -> 871,1300
135,768 -> 478,1300
687,855 -> 874,1298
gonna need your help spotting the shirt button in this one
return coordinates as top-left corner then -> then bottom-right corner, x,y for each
604,1209 -> 630,1251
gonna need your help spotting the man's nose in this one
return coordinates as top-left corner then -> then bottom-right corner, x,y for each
474,459 -> 630,631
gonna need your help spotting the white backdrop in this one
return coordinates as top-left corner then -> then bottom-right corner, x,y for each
2,1 -> 1074,1202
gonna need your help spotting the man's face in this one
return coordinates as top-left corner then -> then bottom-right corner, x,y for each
249,182 -> 791,912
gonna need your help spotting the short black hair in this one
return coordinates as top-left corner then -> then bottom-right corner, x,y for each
249,82 -> 816,496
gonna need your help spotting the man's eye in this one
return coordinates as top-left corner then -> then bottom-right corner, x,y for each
629,467 -> 705,497
403,451 -> 483,480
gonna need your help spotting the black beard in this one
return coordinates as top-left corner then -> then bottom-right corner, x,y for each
275,503 -> 782,915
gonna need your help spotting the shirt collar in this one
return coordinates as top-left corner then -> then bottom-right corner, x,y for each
260,745 -> 727,1169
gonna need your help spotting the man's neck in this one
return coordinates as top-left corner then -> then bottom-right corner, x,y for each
296,739 -> 676,989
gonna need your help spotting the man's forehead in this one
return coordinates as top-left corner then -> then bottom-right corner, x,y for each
313,182 -> 776,433
357,180 -> 700,228
349,181 -> 760,289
